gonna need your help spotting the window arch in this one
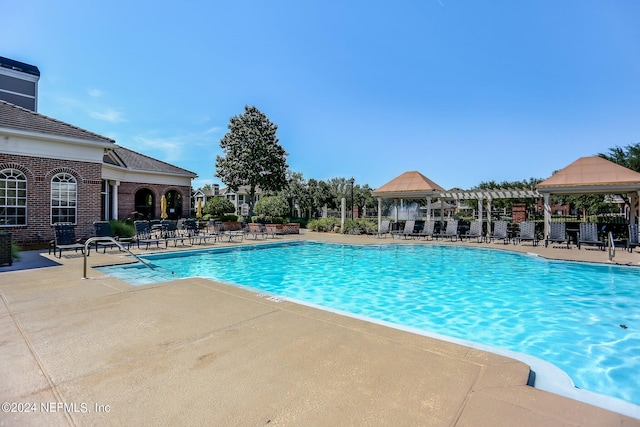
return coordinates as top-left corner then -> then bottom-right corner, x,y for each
0,168 -> 27,226
51,173 -> 77,224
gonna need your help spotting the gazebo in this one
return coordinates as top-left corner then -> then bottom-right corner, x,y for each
372,171 -> 541,230
536,156 -> 640,238
371,171 -> 445,227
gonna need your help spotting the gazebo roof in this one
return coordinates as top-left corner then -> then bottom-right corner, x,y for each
372,171 -> 445,199
536,156 -> 640,194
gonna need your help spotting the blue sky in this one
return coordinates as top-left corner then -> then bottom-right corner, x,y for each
3,1 -> 639,190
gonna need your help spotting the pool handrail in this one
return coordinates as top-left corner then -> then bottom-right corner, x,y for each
83,236 -> 155,279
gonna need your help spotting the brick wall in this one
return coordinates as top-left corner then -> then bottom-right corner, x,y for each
1,154 -> 192,244
0,154 -> 102,244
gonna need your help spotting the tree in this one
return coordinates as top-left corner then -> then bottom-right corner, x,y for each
599,143 -> 640,172
203,197 -> 235,218
308,179 -> 332,217
215,106 -> 289,212
253,195 -> 289,219
284,171 -> 311,218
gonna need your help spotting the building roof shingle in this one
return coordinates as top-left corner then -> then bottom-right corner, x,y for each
0,99 -> 115,144
107,145 -> 197,177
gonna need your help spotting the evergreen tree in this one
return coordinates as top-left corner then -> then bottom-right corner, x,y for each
215,106 -> 289,212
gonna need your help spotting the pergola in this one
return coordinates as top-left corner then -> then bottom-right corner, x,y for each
371,171 -> 540,229
536,156 -> 640,238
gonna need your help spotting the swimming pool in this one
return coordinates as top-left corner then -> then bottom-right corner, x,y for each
98,241 -> 640,409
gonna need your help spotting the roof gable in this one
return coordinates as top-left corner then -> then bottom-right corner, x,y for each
0,100 -> 114,144
537,156 -> 640,191
372,171 -> 445,197
106,145 -> 197,177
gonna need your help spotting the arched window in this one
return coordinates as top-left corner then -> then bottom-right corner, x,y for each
51,173 -> 77,224
0,169 -> 27,226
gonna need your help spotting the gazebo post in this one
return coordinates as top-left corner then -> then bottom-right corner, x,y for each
632,191 -> 639,227
543,193 -> 551,240
477,197 -> 483,223
487,198 -> 492,234
426,197 -> 432,220
394,199 -> 399,223
377,197 -> 382,230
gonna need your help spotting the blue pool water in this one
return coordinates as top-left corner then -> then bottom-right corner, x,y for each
98,241 -> 640,406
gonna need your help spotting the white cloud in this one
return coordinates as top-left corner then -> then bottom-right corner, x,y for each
88,88 -> 103,97
133,136 -> 186,163
89,108 -> 126,123
204,126 -> 223,135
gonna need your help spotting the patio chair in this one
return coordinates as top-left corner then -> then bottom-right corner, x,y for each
627,224 -> 639,252
259,223 -> 277,239
412,220 -> 435,240
90,221 -> 122,253
184,219 -> 215,244
435,219 -> 459,241
487,220 -> 509,244
577,223 -> 604,250
134,220 -> 167,250
161,220 -> 190,247
50,223 -> 88,258
545,222 -> 569,248
246,223 -> 268,240
391,220 -> 415,239
372,220 -> 391,238
463,220 -> 484,243
513,221 -> 538,246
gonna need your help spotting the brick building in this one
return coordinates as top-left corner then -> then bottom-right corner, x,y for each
0,100 -> 196,244
0,56 -> 197,244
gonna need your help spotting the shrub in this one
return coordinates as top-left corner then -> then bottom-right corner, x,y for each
287,218 -> 308,228
204,197 -> 235,218
254,195 -> 289,220
219,214 -> 239,222
11,241 -> 21,261
109,220 -> 135,238
307,218 -> 340,232
341,218 -> 377,235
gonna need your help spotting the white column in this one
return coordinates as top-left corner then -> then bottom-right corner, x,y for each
112,180 -> 119,220
377,197 -> 382,230
341,197 -> 346,228
477,198 -> 483,222
394,199 -> 399,223
426,197 -> 432,220
631,191 -> 639,227
543,193 -> 551,239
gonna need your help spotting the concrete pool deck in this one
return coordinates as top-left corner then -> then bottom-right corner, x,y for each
1,231 -> 639,426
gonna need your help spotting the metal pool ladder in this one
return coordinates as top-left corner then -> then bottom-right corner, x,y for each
607,230 -> 616,262
82,237 -> 155,279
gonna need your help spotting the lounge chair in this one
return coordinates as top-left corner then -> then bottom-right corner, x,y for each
91,221 -> 122,253
184,219 -> 215,244
246,223 -> 268,240
391,220 -> 415,239
372,220 -> 391,238
577,223 -> 604,250
545,222 -> 569,248
161,220 -> 190,247
412,220 -> 435,240
487,220 -> 509,244
513,221 -> 538,246
50,223 -> 88,258
628,224 -> 640,252
134,220 -> 167,249
464,220 -> 484,243
435,219 -> 459,241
